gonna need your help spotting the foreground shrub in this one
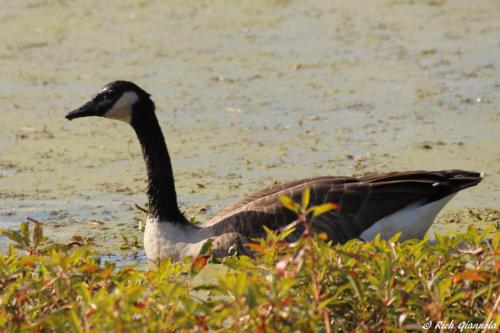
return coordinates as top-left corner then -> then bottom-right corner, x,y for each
0,189 -> 500,332
1,220 -> 499,331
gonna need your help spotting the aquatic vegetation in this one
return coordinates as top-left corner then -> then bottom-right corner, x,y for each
119,233 -> 142,251
0,199 -> 498,331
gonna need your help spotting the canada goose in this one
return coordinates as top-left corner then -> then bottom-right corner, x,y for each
66,81 -> 482,261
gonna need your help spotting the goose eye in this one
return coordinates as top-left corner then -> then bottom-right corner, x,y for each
101,91 -> 114,100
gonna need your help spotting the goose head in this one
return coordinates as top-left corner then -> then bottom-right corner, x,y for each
65,80 -> 153,124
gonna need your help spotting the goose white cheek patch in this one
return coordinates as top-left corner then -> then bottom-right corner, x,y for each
105,91 -> 138,123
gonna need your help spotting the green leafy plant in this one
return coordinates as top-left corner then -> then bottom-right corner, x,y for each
0,220 -> 67,255
277,187 -> 339,332
120,233 -> 142,250
0,196 -> 498,332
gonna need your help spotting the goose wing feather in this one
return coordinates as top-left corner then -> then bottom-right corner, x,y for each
206,170 -> 481,244
206,176 -> 356,226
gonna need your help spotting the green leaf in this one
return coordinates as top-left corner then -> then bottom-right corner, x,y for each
301,187 -> 310,209
479,225 -> 495,242
310,202 -> 338,218
199,238 -> 214,255
0,229 -> 24,245
280,224 -> 298,239
492,230 -> 500,249
33,222 -> 44,248
246,284 -> 258,309
279,195 -> 300,214
445,291 -> 467,306
347,272 -> 364,302
20,222 -> 30,247
318,296 -> 335,310
388,231 -> 401,243
68,309 -> 83,333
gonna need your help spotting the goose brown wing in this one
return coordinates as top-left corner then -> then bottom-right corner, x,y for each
208,170 -> 481,243
207,176 -> 355,225
208,177 -> 361,241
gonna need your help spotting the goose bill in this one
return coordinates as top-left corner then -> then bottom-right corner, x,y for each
65,100 -> 103,120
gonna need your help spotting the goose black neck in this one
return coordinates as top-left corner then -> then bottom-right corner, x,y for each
131,100 -> 186,223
